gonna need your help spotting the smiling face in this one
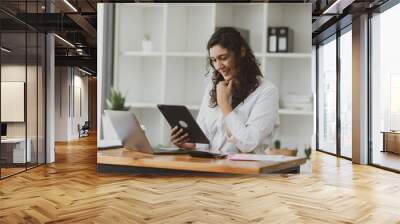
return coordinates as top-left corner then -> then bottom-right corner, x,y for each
209,44 -> 237,82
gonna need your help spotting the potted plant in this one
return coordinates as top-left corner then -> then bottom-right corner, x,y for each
304,146 -> 312,160
274,139 -> 281,149
301,146 -> 312,173
106,88 -> 129,111
142,33 -> 153,52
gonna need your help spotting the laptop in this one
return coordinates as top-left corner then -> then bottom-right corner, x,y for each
105,110 -> 189,155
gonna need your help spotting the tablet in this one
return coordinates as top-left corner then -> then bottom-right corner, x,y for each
157,104 -> 209,144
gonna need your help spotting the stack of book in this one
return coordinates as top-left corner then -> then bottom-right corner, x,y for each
280,94 -> 313,111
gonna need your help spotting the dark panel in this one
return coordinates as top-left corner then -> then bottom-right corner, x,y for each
15,13 -> 83,32
55,56 -> 96,74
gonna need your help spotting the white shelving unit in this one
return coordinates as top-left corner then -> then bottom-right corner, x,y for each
113,3 -> 313,149
279,109 -> 313,116
265,53 -> 311,58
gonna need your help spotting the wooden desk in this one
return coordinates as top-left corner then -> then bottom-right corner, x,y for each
97,148 -> 306,174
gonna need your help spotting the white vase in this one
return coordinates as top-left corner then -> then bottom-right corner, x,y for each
300,159 -> 312,174
101,110 -> 123,147
142,39 -> 152,52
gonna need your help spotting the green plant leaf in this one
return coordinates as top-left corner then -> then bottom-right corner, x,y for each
107,88 -> 129,111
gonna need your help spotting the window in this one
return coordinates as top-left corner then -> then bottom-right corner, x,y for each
371,2 -> 400,171
318,37 -> 337,154
340,29 -> 352,158
390,74 -> 400,130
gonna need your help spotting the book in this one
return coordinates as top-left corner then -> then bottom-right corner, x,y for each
267,27 -> 277,52
277,27 -> 293,52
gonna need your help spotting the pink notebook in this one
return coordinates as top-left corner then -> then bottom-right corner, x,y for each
228,154 -> 292,162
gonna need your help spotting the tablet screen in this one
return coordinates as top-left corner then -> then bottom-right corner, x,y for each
157,104 -> 209,144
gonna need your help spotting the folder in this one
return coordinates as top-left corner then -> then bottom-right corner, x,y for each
267,27 -> 277,53
277,27 -> 293,52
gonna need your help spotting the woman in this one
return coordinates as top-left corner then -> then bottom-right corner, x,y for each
171,27 -> 279,154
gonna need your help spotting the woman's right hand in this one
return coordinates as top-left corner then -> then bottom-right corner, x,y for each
170,126 -> 195,149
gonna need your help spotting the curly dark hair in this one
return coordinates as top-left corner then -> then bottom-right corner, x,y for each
207,27 -> 263,109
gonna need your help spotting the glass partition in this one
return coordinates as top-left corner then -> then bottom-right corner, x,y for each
317,37 -> 337,155
339,29 -> 352,158
1,31 -> 28,177
371,3 -> 400,171
0,1 -> 46,179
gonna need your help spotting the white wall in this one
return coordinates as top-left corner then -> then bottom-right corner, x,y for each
72,73 -> 89,138
55,67 -> 68,141
55,67 -> 89,141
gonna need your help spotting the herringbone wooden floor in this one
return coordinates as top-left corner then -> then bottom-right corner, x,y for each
1,135 -> 400,224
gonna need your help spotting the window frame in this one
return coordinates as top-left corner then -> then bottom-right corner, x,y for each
315,24 -> 353,161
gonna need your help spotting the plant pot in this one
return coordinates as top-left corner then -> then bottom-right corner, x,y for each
142,40 -> 153,52
300,159 -> 312,174
101,110 -> 125,147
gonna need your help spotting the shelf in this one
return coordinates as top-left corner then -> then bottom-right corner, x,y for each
119,3 -> 164,8
265,53 -> 311,59
122,52 -> 208,57
127,102 -> 158,109
278,109 -> 313,116
127,102 -> 201,111
121,52 -> 314,58
167,3 -> 214,7
121,51 -> 164,57
126,105 -> 313,116
166,52 -> 208,57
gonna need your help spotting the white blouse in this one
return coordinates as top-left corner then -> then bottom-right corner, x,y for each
196,77 -> 279,154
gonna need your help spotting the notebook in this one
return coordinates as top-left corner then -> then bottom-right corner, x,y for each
228,154 -> 293,162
